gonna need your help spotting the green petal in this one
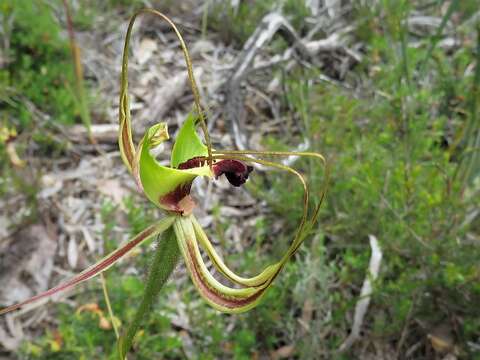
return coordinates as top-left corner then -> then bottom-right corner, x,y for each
139,123 -> 212,211
171,113 -> 208,168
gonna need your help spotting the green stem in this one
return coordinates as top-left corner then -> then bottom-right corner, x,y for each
63,0 -> 92,141
461,23 -> 480,185
117,226 -> 180,359
419,0 -> 458,77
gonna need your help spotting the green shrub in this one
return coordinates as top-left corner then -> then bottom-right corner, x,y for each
1,0 -> 78,127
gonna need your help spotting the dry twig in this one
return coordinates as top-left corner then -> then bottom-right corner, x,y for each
338,235 -> 383,353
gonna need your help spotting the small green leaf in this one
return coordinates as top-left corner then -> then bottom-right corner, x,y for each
171,113 -> 208,168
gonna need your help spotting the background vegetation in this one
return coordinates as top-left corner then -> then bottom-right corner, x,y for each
0,0 -> 479,359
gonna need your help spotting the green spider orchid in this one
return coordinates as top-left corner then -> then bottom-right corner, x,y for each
0,8 -> 328,355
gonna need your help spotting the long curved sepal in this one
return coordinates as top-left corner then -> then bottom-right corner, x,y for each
174,215 -> 274,314
191,216 -> 280,287
118,8 -> 213,174
0,216 -> 175,316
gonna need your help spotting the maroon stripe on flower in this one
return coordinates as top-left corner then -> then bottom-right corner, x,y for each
186,241 -> 265,309
177,156 -> 207,170
122,124 -> 134,167
0,225 -> 157,315
160,183 -> 194,214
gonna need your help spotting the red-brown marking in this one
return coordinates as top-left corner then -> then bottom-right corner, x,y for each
186,241 -> 265,309
121,124 -> 134,167
178,156 -> 207,170
160,183 -> 194,214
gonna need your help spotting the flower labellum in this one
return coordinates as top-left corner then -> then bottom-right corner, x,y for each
178,156 -> 253,187
212,159 -> 253,187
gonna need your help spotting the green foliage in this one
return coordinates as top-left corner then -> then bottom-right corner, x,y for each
68,0 -> 146,30
206,0 -> 310,44
0,0 -> 78,127
123,196 -> 156,237
262,1 -> 480,355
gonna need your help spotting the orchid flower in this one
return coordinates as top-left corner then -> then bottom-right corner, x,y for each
0,8 -> 328,357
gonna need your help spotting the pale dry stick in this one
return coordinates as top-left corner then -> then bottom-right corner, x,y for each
0,324 -> 21,351
225,10 -> 356,155
225,12 -> 310,150
338,235 -> 383,353
137,69 -> 205,135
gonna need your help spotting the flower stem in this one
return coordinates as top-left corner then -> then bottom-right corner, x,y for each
117,226 -> 180,359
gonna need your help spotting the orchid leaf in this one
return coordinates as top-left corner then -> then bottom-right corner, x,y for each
171,113 -> 208,168
0,217 -> 175,316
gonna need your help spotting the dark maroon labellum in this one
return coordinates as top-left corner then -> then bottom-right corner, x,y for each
164,157 -> 253,214
178,157 -> 253,187
212,159 -> 254,187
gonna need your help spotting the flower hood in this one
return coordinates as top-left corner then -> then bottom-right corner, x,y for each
137,114 -> 253,214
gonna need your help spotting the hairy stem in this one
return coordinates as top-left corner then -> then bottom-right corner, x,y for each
117,226 -> 180,359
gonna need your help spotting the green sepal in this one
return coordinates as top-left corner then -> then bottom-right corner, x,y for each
139,123 -> 212,210
171,113 -> 208,168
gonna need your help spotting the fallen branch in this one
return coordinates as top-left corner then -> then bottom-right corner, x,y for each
338,235 -> 383,353
136,70 -> 199,134
225,12 -> 310,150
225,11 -> 356,150
66,124 -> 118,144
